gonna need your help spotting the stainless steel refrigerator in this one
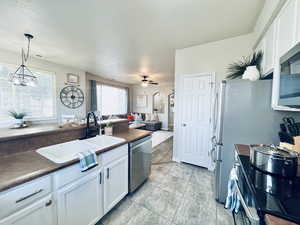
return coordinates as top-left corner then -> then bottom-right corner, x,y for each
212,79 -> 300,203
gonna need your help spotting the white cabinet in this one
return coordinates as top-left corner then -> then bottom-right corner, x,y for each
264,22 -> 276,74
255,37 -> 266,75
277,0 -> 297,57
0,195 -> 55,225
57,171 -> 103,225
297,0 -> 300,43
103,155 -> 128,214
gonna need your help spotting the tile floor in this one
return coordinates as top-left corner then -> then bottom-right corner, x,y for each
97,137 -> 234,225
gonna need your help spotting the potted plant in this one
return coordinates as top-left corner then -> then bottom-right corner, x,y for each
226,51 -> 263,81
8,111 -> 27,128
105,121 -> 113,136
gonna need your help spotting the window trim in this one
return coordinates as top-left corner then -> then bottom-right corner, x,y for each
0,62 -> 57,122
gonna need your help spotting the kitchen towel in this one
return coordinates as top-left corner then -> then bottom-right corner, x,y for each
77,150 -> 98,172
225,168 -> 240,213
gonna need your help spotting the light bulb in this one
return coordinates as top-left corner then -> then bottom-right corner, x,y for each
141,82 -> 148,87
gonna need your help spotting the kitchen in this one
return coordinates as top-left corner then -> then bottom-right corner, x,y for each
1,1 -> 300,225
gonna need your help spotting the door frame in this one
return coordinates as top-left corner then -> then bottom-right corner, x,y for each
173,72 -> 216,169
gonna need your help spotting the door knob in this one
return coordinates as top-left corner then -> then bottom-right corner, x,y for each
182,123 -> 186,127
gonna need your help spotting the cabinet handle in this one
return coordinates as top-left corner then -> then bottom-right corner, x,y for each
45,200 -> 52,207
99,172 -> 102,184
107,168 -> 109,179
16,189 -> 44,203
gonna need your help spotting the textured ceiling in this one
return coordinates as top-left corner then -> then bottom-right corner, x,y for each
0,0 -> 265,84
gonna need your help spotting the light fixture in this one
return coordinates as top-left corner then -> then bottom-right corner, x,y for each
9,33 -> 37,87
141,81 -> 148,87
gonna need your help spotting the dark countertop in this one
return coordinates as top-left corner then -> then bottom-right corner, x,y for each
0,120 -> 128,143
265,214 -> 297,225
235,144 -> 300,225
0,124 -> 86,142
0,129 -> 152,192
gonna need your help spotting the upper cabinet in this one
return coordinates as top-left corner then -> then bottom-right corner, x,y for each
277,0 -> 298,58
264,22 -> 276,74
255,37 -> 266,75
297,0 -> 300,42
256,21 -> 276,76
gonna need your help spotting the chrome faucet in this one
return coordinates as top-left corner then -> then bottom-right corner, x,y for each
85,111 -> 100,138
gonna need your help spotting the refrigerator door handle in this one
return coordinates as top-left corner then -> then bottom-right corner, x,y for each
212,92 -> 219,133
211,136 -> 217,144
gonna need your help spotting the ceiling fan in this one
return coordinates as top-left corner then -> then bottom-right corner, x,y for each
141,75 -> 158,87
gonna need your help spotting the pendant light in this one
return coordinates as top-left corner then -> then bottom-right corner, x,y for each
9,33 -> 37,87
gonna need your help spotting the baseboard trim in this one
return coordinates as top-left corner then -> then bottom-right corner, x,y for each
172,157 -> 180,163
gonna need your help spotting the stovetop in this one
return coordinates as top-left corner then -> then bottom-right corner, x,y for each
238,154 -> 300,223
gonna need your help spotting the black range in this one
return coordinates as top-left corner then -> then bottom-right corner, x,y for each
237,153 -> 300,224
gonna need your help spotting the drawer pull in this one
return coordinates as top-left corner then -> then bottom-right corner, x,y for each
45,200 -> 52,207
15,189 -> 44,203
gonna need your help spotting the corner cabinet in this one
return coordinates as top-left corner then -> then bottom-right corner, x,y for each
57,171 -> 103,225
255,37 -> 266,74
0,195 -> 55,225
103,155 -> 128,214
264,22 -> 276,74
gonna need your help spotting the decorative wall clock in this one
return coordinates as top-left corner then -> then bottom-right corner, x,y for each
60,86 -> 84,109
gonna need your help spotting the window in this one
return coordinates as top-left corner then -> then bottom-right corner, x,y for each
0,64 -> 56,124
96,84 -> 128,115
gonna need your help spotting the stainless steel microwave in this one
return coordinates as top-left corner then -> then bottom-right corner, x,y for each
278,43 -> 300,108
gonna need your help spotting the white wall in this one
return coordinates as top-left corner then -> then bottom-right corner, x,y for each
0,48 -> 86,123
174,33 -> 255,161
131,83 -> 174,130
175,33 -> 255,82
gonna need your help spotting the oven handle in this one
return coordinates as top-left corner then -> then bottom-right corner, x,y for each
234,180 -> 260,222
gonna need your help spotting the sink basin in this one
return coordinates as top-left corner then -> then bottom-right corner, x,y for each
83,135 -> 126,149
36,135 -> 126,164
36,140 -> 99,164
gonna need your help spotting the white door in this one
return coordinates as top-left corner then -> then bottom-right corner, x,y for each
103,155 -> 128,214
57,171 -> 102,225
0,195 -> 55,225
176,73 -> 214,168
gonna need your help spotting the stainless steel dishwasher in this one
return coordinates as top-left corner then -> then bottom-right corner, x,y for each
129,135 -> 152,193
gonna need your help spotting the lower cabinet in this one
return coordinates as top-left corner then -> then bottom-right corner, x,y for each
0,145 -> 129,225
0,195 -> 55,225
103,155 -> 128,214
57,171 -> 103,225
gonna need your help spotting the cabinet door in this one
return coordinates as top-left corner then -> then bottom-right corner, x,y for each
57,171 -> 102,225
255,37 -> 266,75
264,22 -> 276,74
277,0 -> 297,57
103,155 -> 128,214
0,195 -> 55,225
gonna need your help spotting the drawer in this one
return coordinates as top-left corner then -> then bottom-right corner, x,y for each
0,175 -> 52,220
54,158 -> 102,189
102,144 -> 128,166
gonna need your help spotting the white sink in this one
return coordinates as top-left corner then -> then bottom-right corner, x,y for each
36,140 -> 99,164
83,135 -> 126,149
36,135 -> 126,164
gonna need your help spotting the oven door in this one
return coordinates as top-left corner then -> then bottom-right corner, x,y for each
234,164 -> 261,225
